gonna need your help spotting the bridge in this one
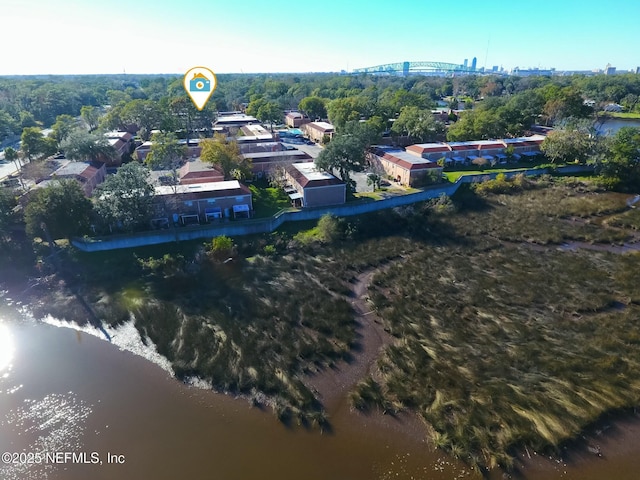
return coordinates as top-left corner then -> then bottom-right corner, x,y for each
351,61 -> 475,76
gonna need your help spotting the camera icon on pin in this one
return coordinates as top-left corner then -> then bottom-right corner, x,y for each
189,73 -> 210,92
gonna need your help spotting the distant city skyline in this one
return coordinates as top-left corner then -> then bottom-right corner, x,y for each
1,0 -> 639,76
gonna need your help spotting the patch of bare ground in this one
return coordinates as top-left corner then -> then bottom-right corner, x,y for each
304,265 -> 395,411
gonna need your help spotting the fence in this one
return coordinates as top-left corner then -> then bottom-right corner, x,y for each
72,165 -> 593,252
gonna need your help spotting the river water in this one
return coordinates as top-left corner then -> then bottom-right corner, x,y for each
595,117 -> 640,135
2,297 -> 640,479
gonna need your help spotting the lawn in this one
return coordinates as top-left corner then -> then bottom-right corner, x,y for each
607,112 -> 640,119
249,181 -> 292,218
444,167 -> 529,182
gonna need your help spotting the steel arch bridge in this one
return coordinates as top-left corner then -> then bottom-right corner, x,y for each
351,61 -> 473,76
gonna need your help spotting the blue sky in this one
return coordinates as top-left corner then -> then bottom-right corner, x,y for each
2,0 -> 639,75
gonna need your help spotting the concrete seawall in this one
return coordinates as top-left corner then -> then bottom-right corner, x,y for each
72,166 -> 593,252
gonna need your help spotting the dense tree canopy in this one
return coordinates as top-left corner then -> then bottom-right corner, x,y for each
598,127 -> 640,191
391,106 -> 443,142
94,162 -> 155,232
298,96 -> 327,121
20,127 -> 57,160
145,132 -> 186,170
200,134 -> 251,181
0,188 -> 17,241
24,179 -> 93,240
315,134 -> 367,192
540,121 -> 599,164
60,129 -> 117,163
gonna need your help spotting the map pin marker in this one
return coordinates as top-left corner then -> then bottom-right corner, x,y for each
184,66 -> 217,110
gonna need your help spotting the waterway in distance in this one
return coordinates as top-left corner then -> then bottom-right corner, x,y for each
2,298 -> 640,479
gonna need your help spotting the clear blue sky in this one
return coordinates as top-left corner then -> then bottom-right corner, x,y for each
2,0 -> 639,75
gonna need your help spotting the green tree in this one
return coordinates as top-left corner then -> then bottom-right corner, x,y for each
60,129 -> 117,163
0,188 -> 17,241
210,235 -> 235,259
145,132 -> 187,189
20,127 -> 57,160
326,96 -> 374,129
80,106 -> 100,132
256,101 -> 282,132
121,99 -> 161,141
391,106 -> 443,142
51,114 -> 78,144
24,179 -> 93,240
94,162 -> 155,232
3,147 -> 25,191
598,126 -> 640,191
200,134 -> 251,181
540,122 -> 598,164
298,96 -> 327,120
317,214 -> 342,243
145,132 -> 186,170
315,134 -> 366,192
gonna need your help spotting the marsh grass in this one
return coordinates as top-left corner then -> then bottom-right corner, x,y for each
606,208 -> 640,230
357,241 -> 640,469
40,179 -> 640,456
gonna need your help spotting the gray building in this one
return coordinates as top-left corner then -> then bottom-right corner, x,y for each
284,162 -> 345,208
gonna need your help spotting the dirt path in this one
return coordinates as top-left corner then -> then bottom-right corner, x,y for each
304,266 -> 395,411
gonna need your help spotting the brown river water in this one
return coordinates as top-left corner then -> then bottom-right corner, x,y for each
2,297 -> 640,479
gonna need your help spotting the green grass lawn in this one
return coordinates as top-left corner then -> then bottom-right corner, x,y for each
249,182 -> 291,218
444,168 -> 528,182
607,112 -> 640,119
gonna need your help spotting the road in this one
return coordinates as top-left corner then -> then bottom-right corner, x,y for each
0,156 -> 19,181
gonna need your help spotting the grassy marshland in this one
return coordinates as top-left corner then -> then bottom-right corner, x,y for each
28,176 -> 640,468
348,180 -> 640,470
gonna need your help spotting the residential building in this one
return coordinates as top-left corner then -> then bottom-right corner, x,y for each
104,131 -> 135,165
154,180 -> 253,225
242,149 -> 311,174
406,143 -> 452,161
407,135 -> 545,165
49,160 -> 107,196
284,162 -> 345,208
369,149 -> 442,187
135,139 -> 201,161
285,111 -> 310,128
179,158 -> 224,185
301,121 -> 335,143
214,113 -> 258,135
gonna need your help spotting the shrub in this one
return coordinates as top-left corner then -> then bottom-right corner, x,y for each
317,214 -> 342,243
210,235 -> 234,259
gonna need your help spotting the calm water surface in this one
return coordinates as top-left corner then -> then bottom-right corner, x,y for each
1,300 -> 640,479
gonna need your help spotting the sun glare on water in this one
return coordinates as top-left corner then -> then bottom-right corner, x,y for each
0,323 -> 14,373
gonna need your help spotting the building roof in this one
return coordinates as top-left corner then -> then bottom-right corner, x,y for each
502,135 -> 545,147
378,151 -> 440,171
104,130 -> 133,141
305,121 -> 334,133
406,143 -> 452,156
155,180 -> 251,199
286,112 -> 305,119
179,159 -> 224,184
286,162 -> 344,188
242,150 -> 310,160
52,160 -> 104,181
474,140 -> 507,150
214,114 -> 258,125
447,142 -> 482,152
241,124 -> 270,136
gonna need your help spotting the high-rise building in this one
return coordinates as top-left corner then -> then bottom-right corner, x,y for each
463,59 -> 468,69
605,63 -> 616,75
471,57 -> 477,71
